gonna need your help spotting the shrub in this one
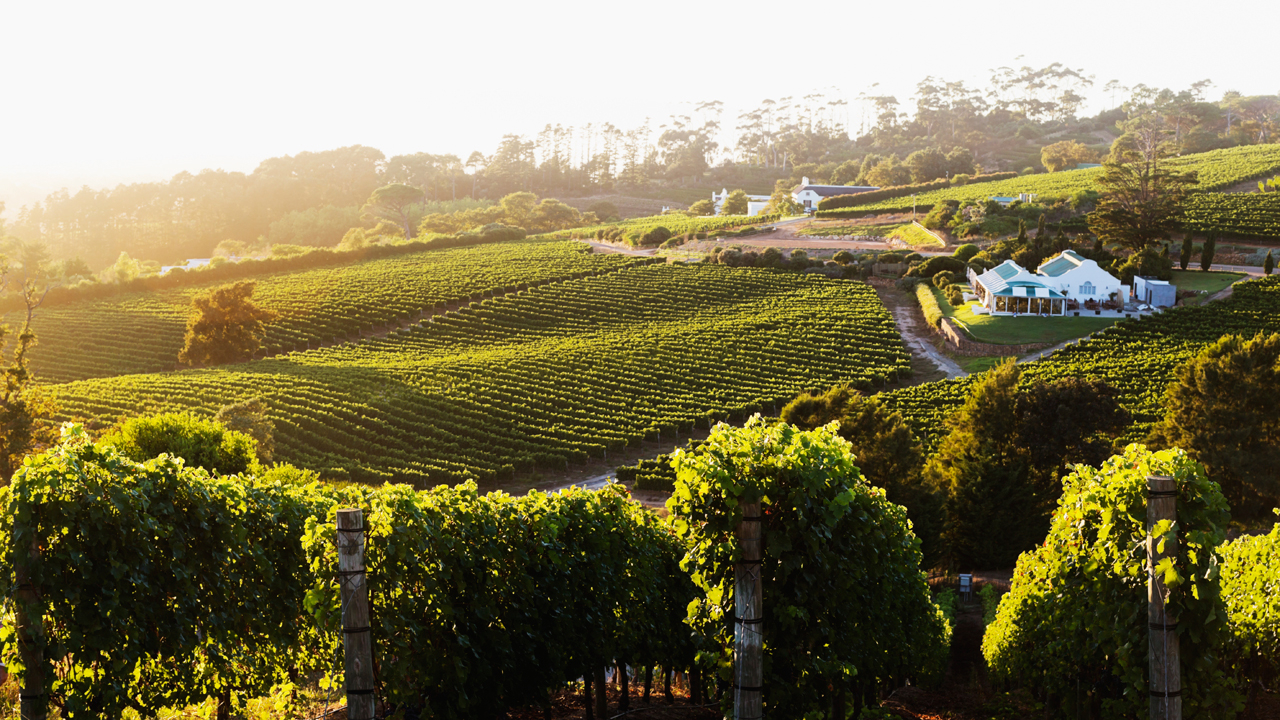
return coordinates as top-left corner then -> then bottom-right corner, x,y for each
945,285 -> 964,308
895,276 -> 921,292
832,249 -> 855,264
951,174 -> 971,186
907,255 -> 968,279
953,243 -> 980,263
100,412 -> 259,475
670,418 -> 950,718
587,200 -> 620,221
904,252 -> 924,264
638,226 -> 673,247
878,252 -> 905,264
982,445 -> 1238,717
932,271 -> 958,288
916,284 -> 944,328
1221,520 -> 1280,689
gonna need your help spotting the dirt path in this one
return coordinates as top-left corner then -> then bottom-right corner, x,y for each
889,304 -> 966,378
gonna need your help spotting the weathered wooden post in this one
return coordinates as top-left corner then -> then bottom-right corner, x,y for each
338,508 -> 376,720
735,503 -> 763,720
15,519 -> 46,720
1147,476 -> 1181,720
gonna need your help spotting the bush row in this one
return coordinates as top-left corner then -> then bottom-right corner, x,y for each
815,172 -> 1020,212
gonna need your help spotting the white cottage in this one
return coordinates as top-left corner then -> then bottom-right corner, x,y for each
968,250 -> 1123,316
791,177 -> 879,212
711,188 -> 771,216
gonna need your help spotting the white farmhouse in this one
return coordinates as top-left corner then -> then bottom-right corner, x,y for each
791,177 -> 879,212
1034,250 -> 1124,305
968,250 -> 1123,316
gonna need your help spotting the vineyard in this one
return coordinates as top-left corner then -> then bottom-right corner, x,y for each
536,212 -> 779,240
880,275 -> 1280,452
14,240 -> 639,383
817,144 -> 1280,219
48,264 -> 911,485
1182,192 -> 1280,238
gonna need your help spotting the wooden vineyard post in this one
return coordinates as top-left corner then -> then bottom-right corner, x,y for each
338,509 -> 376,720
1148,476 -> 1181,720
734,502 -> 763,720
15,519 -> 46,720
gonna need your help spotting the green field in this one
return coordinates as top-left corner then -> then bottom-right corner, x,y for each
820,144 -> 1280,217
1183,192 -> 1280,238
1169,270 -> 1247,293
951,302 -> 1118,345
51,264 -> 911,485
16,240 -> 639,383
890,223 -> 945,248
797,222 -> 900,237
883,275 -> 1280,452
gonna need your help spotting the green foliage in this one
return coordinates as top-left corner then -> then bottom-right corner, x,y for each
1182,193 -> 1280,239
1201,234 -> 1217,271
587,200 -> 621,222
1181,234 -> 1194,271
0,426 -> 338,717
906,255 -> 968,279
977,584 -> 999,625
945,285 -> 964,308
215,397 -> 276,464
815,173 -> 1017,212
1040,140 -> 1099,173
1267,250 -> 1275,275
832,250 -> 854,264
1221,520 -> 1280,685
719,189 -> 749,215
53,264 -> 911,485
953,243 -> 980,262
100,411 -> 258,475
982,445 -> 1239,718
178,281 -> 279,366
916,284 -> 945,328
687,199 -> 715,216
889,223 -> 944,248
1113,246 -> 1173,285
1148,332 -> 1280,513
669,418 -> 950,719
302,482 -> 697,718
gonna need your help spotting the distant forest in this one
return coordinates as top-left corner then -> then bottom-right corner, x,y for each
3,62 -> 1278,269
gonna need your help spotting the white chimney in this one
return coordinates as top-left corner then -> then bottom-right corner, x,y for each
802,176 -> 810,186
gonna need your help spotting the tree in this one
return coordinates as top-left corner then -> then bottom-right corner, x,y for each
0,274 -> 57,482
1181,233 -> 1194,270
925,360 -> 1034,568
762,178 -> 803,216
361,183 -> 423,239
1149,333 -> 1280,514
1039,140 -> 1099,172
1087,133 -> 1197,250
904,146 -> 949,183
215,397 -> 275,463
1266,250 -> 1275,275
687,199 -> 715,216
1201,234 -> 1217,271
780,384 -> 942,565
587,201 -> 620,222
100,412 -> 258,475
178,282 -> 279,366
719,189 -> 749,215
498,191 -> 539,227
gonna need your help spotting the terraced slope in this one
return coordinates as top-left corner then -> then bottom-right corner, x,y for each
51,264 -> 910,486
19,240 -> 639,383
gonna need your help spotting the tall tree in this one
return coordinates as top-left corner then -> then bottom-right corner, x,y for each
178,282 -> 279,366
1180,233 -> 1193,270
1087,120 -> 1198,250
719,189 -> 749,216
1201,234 -> 1217,271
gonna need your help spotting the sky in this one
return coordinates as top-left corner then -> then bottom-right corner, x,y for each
2,0 -> 1277,211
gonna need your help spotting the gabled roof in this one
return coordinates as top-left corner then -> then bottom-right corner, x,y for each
1037,250 -> 1087,277
796,185 -> 879,197
975,259 -> 1029,294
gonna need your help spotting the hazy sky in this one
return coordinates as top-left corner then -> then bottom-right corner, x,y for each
2,0 -> 1276,206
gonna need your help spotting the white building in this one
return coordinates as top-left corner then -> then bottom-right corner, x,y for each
968,250 -> 1123,316
712,188 -> 771,216
791,177 -> 878,212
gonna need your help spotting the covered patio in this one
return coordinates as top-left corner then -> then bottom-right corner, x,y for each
987,284 -> 1067,316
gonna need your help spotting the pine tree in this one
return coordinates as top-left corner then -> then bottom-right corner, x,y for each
1266,250 -> 1274,275
1200,234 -> 1217,271
1180,234 -> 1194,271
1015,219 -> 1027,244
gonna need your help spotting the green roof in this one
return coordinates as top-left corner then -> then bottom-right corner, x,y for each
993,263 -> 1019,280
1038,250 -> 1085,277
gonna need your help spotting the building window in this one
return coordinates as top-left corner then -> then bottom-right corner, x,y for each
1080,281 -> 1095,295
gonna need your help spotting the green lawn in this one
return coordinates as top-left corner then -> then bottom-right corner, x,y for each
951,302 -> 1117,345
955,355 -> 1007,373
1170,270 -> 1246,294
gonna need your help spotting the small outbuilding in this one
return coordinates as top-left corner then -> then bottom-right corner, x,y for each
792,177 -> 879,212
1134,276 -> 1177,308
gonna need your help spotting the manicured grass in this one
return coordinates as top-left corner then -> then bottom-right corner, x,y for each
889,224 -> 945,248
955,355 -> 1006,373
1170,270 -> 1246,294
951,302 -> 1117,345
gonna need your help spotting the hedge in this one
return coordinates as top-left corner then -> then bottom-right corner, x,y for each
916,284 -> 945,328
815,173 -> 1020,212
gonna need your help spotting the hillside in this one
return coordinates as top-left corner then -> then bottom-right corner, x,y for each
820,144 -> 1280,217
16,240 -> 640,383
50,264 -> 910,484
